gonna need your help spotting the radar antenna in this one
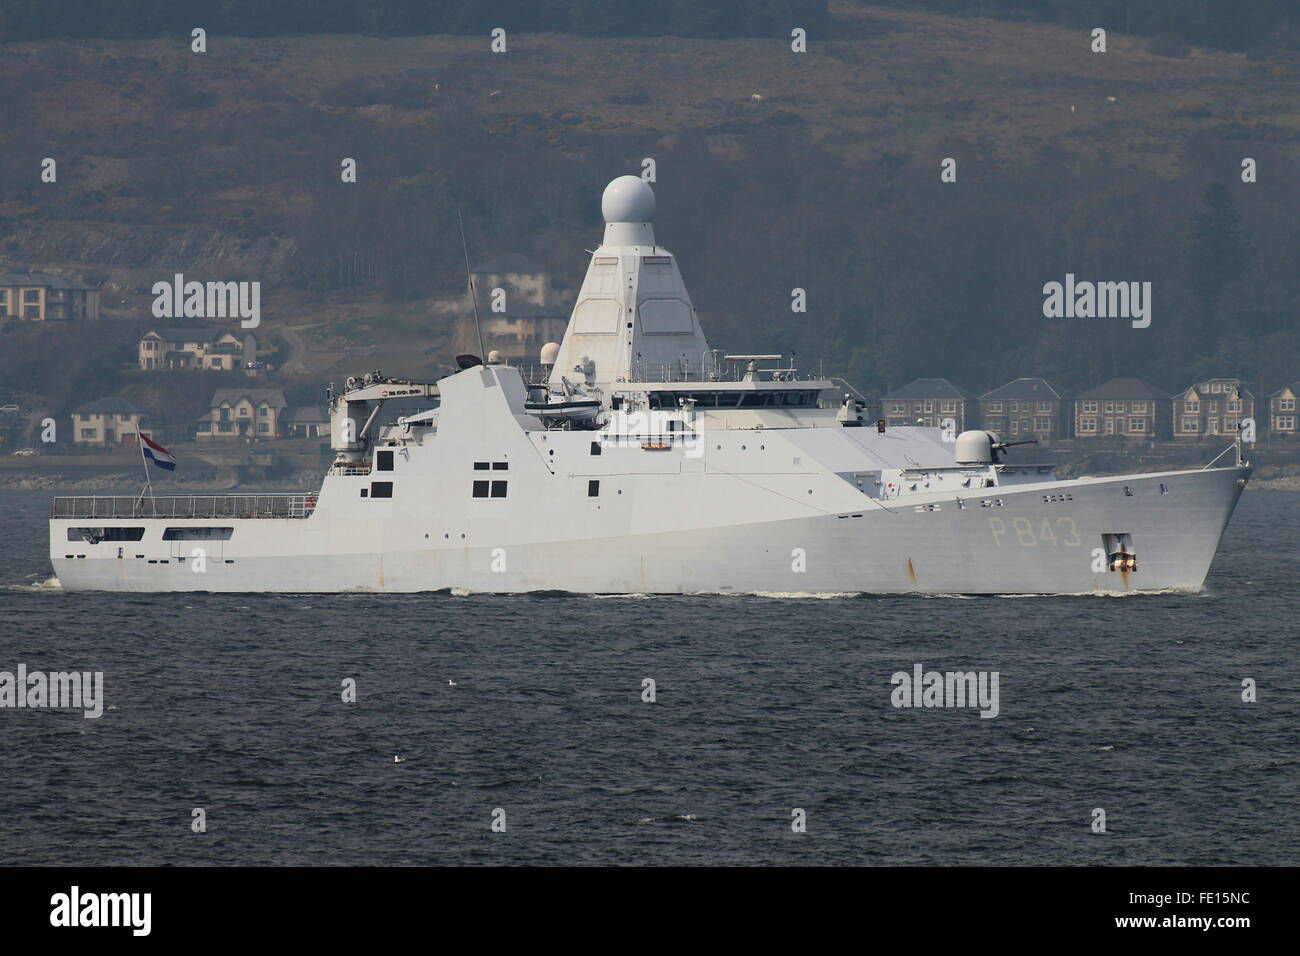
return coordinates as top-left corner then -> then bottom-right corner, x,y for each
457,207 -> 488,362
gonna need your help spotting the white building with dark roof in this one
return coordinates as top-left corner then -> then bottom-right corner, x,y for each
1172,378 -> 1255,441
1268,382 -> 1298,440
196,388 -> 288,441
0,271 -> 100,321
70,397 -> 146,447
452,253 -> 572,362
138,328 -> 257,371
281,405 -> 329,439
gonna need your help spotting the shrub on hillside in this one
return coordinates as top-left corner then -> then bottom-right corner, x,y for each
1147,33 -> 1190,58
160,75 -> 215,110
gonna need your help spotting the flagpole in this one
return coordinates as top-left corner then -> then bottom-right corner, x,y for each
135,423 -> 154,516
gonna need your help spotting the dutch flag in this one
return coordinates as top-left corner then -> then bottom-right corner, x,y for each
140,433 -> 177,471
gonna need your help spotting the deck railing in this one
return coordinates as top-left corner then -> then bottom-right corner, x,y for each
51,494 -> 319,520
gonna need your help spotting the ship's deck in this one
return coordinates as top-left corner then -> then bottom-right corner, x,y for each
51,494 -> 318,520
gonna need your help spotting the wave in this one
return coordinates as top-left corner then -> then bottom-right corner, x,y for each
1,575 -> 63,591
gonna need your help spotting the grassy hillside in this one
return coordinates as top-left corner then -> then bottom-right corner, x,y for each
2,2 -> 1298,420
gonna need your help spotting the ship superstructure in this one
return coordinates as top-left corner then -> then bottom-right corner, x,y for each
49,177 -> 1250,593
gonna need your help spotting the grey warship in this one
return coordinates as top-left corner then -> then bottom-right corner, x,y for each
48,176 -> 1250,593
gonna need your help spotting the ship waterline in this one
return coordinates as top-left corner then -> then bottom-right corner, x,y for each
48,460 -> 1248,594
49,176 -> 1250,594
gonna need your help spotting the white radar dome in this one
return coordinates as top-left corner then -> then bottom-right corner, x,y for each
602,175 -> 655,223
540,342 -> 560,366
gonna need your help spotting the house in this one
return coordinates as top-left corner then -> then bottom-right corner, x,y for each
70,398 -> 146,447
1267,383 -> 1298,440
479,310 -> 571,365
138,328 -> 257,371
1072,378 -> 1169,440
453,253 -> 571,362
880,378 -> 975,431
473,253 -> 552,308
281,405 -> 329,439
0,271 -> 101,321
978,378 -> 1065,444
196,388 -> 288,440
1171,378 -> 1255,441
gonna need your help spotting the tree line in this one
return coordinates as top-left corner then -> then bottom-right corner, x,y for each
2,1 -> 1293,50
0,0 -> 831,42
871,0 -> 1295,51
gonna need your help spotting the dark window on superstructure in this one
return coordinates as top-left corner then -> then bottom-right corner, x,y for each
377,450 -> 394,471
490,480 -> 507,498
588,480 -> 600,497
360,488 -> 369,497
68,527 -> 145,542
474,462 -> 490,470
492,462 -> 508,470
590,441 -> 602,456
650,390 -> 819,410
162,527 -> 233,541
473,481 -> 489,498
371,482 -> 393,499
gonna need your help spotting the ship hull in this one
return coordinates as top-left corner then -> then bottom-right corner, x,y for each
49,465 -> 1248,595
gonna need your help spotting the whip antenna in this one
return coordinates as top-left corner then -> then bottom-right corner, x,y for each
457,208 -> 487,361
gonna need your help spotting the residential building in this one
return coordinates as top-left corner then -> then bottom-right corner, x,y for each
196,388 -> 288,440
281,405 -> 329,439
138,328 -> 257,371
1072,378 -> 1169,440
70,398 -> 146,447
1171,378 -> 1255,441
880,378 -> 975,431
978,378 -> 1065,444
1267,382 -> 1298,440
453,253 -> 572,362
0,271 -> 101,321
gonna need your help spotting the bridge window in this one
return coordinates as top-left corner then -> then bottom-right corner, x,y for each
647,390 -> 816,410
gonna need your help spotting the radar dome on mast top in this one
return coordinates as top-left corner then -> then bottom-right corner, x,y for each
600,176 -> 656,246
602,176 -> 655,223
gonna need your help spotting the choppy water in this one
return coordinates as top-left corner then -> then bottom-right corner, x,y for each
1,488 -> 1296,865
